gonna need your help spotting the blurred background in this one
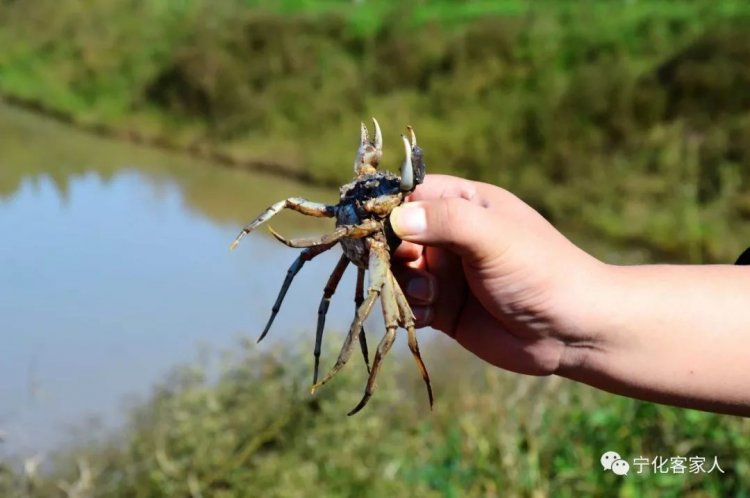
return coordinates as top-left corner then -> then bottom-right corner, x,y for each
1,0 -> 750,496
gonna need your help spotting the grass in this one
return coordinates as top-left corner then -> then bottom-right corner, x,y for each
2,1 -> 750,495
3,340 -> 749,497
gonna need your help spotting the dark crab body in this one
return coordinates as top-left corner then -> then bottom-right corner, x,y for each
231,119 -> 430,415
336,172 -> 402,268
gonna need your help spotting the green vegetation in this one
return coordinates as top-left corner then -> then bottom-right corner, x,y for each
3,341 -> 749,497
2,1 -> 750,495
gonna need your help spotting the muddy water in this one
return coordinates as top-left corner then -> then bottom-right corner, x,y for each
0,103 -> 365,455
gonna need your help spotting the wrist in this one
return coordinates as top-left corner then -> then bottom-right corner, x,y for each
553,256 -> 621,377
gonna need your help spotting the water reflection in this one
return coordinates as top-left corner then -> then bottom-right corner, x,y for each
0,102 -> 340,229
0,103 -> 362,455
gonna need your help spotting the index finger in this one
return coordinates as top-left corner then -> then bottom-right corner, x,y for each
407,174 -> 479,202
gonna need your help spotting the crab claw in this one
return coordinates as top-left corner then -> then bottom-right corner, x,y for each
400,126 -> 426,192
372,117 -> 382,151
267,225 -> 290,245
407,125 -> 417,147
360,121 -> 369,146
400,135 -> 414,192
353,119 -> 383,174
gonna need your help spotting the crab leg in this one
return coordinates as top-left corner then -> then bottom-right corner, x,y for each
313,254 -> 350,384
392,273 -> 433,409
348,261 -> 399,416
230,197 -> 335,251
310,241 -> 387,394
355,268 -> 371,374
363,195 -> 404,217
268,219 -> 379,248
256,242 -> 336,343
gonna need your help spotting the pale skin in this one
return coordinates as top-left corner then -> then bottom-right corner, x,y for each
390,174 -> 750,417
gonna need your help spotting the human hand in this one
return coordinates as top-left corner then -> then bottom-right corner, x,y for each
390,174 -> 604,376
390,175 -> 750,415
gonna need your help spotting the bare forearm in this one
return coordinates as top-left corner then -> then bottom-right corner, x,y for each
562,263 -> 750,416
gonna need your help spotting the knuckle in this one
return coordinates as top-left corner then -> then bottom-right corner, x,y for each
436,197 -> 472,238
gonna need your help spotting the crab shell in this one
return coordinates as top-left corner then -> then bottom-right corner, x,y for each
336,173 -> 404,268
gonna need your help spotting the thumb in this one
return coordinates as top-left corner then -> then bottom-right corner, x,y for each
390,198 -> 501,261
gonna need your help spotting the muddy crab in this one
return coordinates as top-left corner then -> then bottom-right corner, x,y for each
231,119 -> 431,415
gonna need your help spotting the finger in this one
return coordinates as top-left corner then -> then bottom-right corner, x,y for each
412,306 -> 433,327
393,246 -> 466,332
408,174 -> 479,202
391,197 -> 501,263
391,267 -> 438,306
411,174 -> 526,214
393,240 -> 423,262
422,245 -> 469,334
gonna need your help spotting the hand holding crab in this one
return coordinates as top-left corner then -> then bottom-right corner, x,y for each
232,119 -> 750,418
231,119 -> 431,415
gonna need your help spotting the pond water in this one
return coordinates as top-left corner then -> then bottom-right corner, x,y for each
0,103 -> 365,456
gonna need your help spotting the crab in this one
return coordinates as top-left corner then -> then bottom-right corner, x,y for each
230,118 -> 432,415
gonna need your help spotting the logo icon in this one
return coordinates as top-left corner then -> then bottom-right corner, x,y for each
601,450 -> 629,476
612,459 -> 630,476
